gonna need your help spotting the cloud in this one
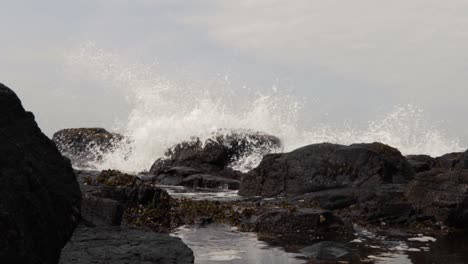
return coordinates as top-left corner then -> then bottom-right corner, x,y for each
184,0 -> 468,103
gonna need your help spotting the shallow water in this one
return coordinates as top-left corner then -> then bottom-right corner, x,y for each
165,188 -> 468,264
172,224 -> 306,264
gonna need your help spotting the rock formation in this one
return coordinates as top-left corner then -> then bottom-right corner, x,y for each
0,83 -> 81,264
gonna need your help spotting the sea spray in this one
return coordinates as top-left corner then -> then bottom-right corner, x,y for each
65,42 -> 463,173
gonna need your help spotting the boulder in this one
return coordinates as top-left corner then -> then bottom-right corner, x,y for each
148,130 -> 281,187
246,208 -> 354,245
405,169 -> 468,228
0,84 -> 81,263
180,174 -> 240,190
59,227 -> 194,264
406,155 -> 436,173
81,195 -> 124,227
162,129 -> 281,169
52,128 -> 123,167
433,152 -> 464,169
76,170 -> 172,229
239,142 -> 415,197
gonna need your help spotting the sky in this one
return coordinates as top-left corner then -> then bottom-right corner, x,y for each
1,0 -> 468,147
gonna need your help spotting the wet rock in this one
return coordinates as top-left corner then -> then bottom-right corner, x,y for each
434,152 -> 464,169
163,129 -> 281,168
301,241 -> 360,264
81,195 -> 124,227
59,227 -> 194,264
148,130 -> 280,187
76,169 -> 173,231
95,169 -> 141,187
247,208 -> 354,245
240,142 -> 414,197
406,155 -> 436,173
0,84 -> 81,263
180,174 -> 241,190
405,169 -> 468,228
52,128 -> 123,167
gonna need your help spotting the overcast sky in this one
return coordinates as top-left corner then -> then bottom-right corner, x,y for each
1,0 -> 468,146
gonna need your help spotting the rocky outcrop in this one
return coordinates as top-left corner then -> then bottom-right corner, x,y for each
0,84 -> 81,264
148,130 -> 280,190
76,170 -> 172,230
244,208 -> 354,245
433,152 -> 465,169
59,227 -> 194,264
180,174 -> 240,190
52,128 -> 123,167
406,155 -> 436,173
405,169 -> 468,228
240,142 -> 414,197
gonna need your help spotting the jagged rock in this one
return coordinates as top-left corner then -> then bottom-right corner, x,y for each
81,195 -> 124,227
148,130 -> 280,189
59,227 -> 194,264
76,169 -> 172,231
434,152 -> 464,169
0,83 -> 81,264
406,155 -> 436,173
52,128 -> 123,167
405,169 -> 468,228
180,174 -> 240,190
240,142 -> 415,197
245,208 -> 354,245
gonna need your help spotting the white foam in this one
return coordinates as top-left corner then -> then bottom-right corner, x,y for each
65,42 -> 464,173
206,250 -> 243,261
408,236 -> 437,242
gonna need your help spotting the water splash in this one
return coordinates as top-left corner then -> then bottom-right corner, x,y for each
64,42 -> 463,173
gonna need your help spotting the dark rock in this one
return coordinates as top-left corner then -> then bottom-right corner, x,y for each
240,142 -> 414,197
248,208 -> 354,245
81,195 -> 124,227
95,169 -> 141,187
456,150 -> 468,169
434,152 -> 464,169
59,227 -> 194,264
163,129 -> 281,168
76,169 -> 173,231
319,193 -> 358,211
180,174 -> 241,190
301,241 -> 360,263
52,128 -> 124,167
0,83 -> 81,264
405,169 -> 468,228
148,130 -> 280,186
406,155 -> 435,173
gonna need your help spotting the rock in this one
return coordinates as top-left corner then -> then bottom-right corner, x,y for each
52,128 -> 123,167
301,241 -> 360,263
180,174 -> 240,190
163,129 -> 281,169
0,84 -> 81,263
247,208 -> 354,245
405,169 -> 468,228
76,169 -> 173,231
95,169 -> 141,187
240,142 -> 415,197
148,130 -> 280,186
81,195 -> 124,227
434,152 -> 464,169
406,155 -> 436,173
59,227 -> 194,264
456,150 -> 468,169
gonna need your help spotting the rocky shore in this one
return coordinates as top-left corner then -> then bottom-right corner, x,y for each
2,82 -> 468,264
